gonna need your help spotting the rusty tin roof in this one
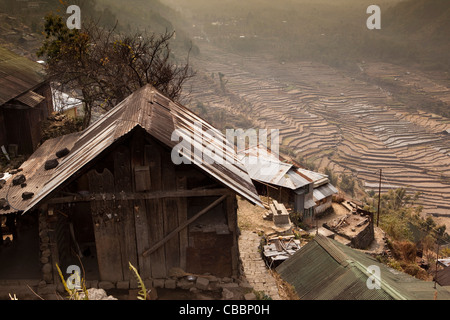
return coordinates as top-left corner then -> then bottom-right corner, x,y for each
0,46 -> 46,105
0,84 -> 262,214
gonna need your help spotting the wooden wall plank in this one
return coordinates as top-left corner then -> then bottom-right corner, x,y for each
113,145 -> 138,285
131,130 -> 152,279
161,150 -> 180,274
88,168 -> 123,282
176,176 -> 188,270
145,143 -> 166,278
134,200 -> 151,278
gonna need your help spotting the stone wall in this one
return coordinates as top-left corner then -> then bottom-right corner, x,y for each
36,210 -> 60,296
323,212 -> 375,250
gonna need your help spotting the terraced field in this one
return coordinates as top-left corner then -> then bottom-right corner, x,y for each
182,44 -> 450,224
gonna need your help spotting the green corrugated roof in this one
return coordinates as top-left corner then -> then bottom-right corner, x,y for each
276,235 -> 450,300
0,46 -> 46,105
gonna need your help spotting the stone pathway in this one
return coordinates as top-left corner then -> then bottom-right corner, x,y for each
238,230 -> 281,300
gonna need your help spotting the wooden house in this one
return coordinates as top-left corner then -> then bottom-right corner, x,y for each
0,84 -> 261,295
237,146 -> 337,223
0,47 -> 53,155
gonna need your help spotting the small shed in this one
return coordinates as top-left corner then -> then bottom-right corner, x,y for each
0,84 -> 261,294
0,47 -> 53,155
238,146 -> 337,221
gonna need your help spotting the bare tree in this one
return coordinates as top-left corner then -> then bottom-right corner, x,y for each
38,14 -> 195,128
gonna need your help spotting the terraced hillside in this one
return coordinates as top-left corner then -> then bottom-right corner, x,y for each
182,44 -> 450,223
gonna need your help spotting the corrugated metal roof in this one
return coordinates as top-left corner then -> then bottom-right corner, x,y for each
52,88 -> 82,112
304,199 -> 316,209
276,235 -> 450,300
14,90 -> 45,108
0,46 -> 46,105
438,258 -> 450,267
313,183 -> 338,201
1,84 -> 262,214
238,146 -> 328,190
436,266 -> 450,286
0,132 -> 81,214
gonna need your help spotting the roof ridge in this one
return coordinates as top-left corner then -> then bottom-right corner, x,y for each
314,235 -> 349,267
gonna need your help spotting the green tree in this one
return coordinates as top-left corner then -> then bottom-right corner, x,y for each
339,173 -> 355,196
37,13 -> 194,128
323,167 -> 338,186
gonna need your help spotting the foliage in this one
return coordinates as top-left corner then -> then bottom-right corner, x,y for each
323,167 -> 338,186
440,247 -> 450,258
37,13 -> 195,128
253,290 -> 272,300
339,173 -> 356,197
364,187 -> 450,244
294,154 -> 318,172
129,262 -> 147,300
56,263 -> 89,300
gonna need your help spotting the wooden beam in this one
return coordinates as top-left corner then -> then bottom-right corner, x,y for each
142,194 -> 227,258
45,188 -> 233,204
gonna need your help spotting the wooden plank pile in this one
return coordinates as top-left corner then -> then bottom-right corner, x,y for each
262,235 -> 301,268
